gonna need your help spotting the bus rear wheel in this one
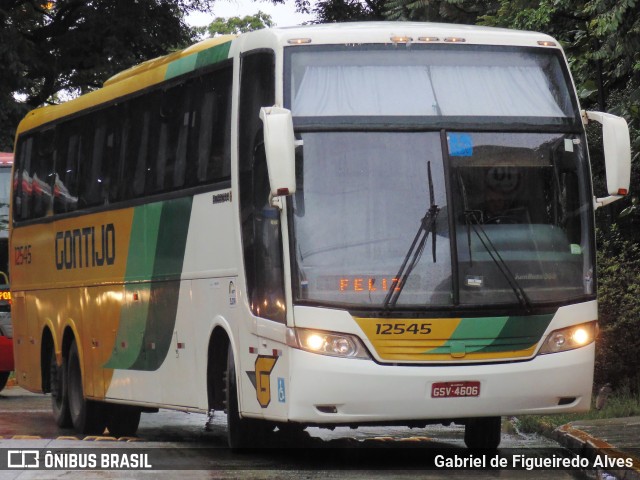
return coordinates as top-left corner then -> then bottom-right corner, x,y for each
224,348 -> 272,449
464,416 -> 502,450
106,404 -> 141,438
67,339 -> 107,435
0,371 -> 8,392
50,348 -> 72,428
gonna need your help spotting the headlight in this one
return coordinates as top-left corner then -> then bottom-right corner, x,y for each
538,321 -> 596,355
287,327 -> 370,359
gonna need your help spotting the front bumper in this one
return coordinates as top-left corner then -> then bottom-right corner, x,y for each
287,343 -> 594,425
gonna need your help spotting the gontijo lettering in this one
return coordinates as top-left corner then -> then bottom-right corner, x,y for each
55,224 -> 116,270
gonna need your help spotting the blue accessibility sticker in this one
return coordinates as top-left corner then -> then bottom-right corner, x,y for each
277,377 -> 286,403
448,133 -> 473,157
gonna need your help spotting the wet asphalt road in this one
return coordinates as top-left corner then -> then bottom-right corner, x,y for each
0,386 -> 590,479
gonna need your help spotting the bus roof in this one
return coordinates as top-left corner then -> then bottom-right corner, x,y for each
16,35 -> 236,136
236,21 -> 558,50
16,22 -> 561,136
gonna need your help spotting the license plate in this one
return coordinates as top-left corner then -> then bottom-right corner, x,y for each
431,381 -> 480,398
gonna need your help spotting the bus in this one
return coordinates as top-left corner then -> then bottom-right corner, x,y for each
0,152 -> 13,392
10,23 -> 631,449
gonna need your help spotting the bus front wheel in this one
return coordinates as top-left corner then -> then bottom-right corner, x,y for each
50,348 -> 72,427
464,417 -> 502,450
0,371 -> 8,392
224,348 -> 272,449
67,339 -> 106,435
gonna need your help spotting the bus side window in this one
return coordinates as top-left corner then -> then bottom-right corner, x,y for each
154,85 -> 188,193
53,121 -> 80,214
213,67 -> 232,182
190,66 -> 232,186
193,79 -> 217,185
239,50 -> 285,323
31,129 -> 55,219
14,136 -> 33,221
83,121 -> 106,206
109,104 -> 129,203
128,95 -> 152,199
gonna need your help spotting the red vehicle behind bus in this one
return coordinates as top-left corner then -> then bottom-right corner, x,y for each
0,152 -> 13,391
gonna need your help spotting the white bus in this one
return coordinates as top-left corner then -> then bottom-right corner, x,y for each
10,22 -> 631,449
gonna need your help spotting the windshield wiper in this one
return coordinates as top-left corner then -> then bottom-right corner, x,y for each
383,161 -> 440,309
465,214 -> 532,312
457,176 -> 531,312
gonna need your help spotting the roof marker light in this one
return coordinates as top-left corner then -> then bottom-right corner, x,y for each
288,38 -> 312,45
537,40 -> 557,47
444,37 -> 466,43
418,36 -> 440,42
390,36 -> 412,43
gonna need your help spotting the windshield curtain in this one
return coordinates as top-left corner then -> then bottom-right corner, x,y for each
288,46 -> 575,120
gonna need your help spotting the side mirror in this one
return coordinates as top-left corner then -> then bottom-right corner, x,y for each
259,106 -> 296,198
584,111 -> 631,208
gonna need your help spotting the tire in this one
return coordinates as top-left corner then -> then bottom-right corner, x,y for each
67,339 -> 107,435
464,416 -> 502,450
225,348 -> 272,449
0,371 -> 8,392
106,404 -> 141,438
50,348 -> 72,427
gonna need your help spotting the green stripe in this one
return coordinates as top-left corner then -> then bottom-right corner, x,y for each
426,314 -> 553,355
104,198 -> 193,371
195,42 -> 232,70
165,41 -> 232,80
131,197 -> 193,371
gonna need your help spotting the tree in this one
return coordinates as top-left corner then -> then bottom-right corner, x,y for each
310,0 -> 386,22
384,0 -> 498,24
0,0 -> 215,151
204,11 -> 274,36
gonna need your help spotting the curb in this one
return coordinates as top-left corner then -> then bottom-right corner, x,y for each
553,424 -> 640,480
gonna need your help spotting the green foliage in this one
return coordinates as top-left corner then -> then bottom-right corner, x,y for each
595,225 -> 640,392
516,383 -> 640,434
0,0 -> 215,151
309,0 -> 386,23
205,12 -> 274,36
384,0 -> 498,23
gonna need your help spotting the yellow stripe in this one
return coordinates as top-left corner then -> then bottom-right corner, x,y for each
354,317 -> 461,361
354,317 -> 538,362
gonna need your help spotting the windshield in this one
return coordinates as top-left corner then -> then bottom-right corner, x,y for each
291,131 -> 593,309
292,132 -> 453,307
286,45 -> 592,311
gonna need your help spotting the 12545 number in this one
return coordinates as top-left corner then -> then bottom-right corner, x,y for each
375,323 -> 432,335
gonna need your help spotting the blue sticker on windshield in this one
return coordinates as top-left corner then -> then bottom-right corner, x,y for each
448,133 -> 473,157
